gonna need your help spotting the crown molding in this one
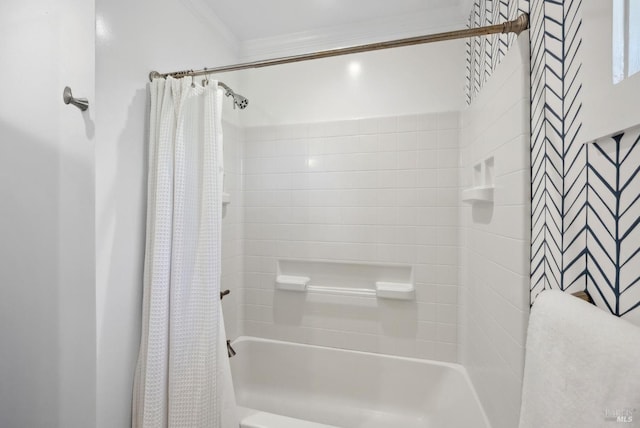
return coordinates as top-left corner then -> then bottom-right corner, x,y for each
239,7 -> 468,62
179,0 -> 240,54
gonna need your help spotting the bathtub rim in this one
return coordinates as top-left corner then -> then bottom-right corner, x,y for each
231,335 -> 493,428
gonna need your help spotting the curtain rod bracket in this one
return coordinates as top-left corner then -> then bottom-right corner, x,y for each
504,13 -> 529,35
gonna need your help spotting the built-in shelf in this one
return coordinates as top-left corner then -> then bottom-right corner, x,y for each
222,192 -> 231,205
274,260 -> 415,301
462,186 -> 494,203
463,156 -> 495,205
375,281 -> 415,300
275,275 -> 310,291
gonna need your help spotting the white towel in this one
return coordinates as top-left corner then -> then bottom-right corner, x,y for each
519,290 -> 640,428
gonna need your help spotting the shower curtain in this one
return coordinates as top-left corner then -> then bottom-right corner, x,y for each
132,77 -> 238,428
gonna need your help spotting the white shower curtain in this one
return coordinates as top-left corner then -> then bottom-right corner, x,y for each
132,77 -> 238,428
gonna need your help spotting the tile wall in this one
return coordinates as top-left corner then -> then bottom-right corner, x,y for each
239,113 -> 462,362
459,35 -> 531,428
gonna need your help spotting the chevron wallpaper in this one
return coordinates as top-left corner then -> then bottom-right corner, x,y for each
465,0 -> 526,103
466,0 -> 640,321
587,128 -> 640,318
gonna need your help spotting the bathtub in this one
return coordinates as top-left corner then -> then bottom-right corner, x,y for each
230,337 -> 491,428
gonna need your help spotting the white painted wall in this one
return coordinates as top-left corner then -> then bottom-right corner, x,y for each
459,34 -> 531,428
0,1 -> 96,427
236,40 -> 467,127
95,1 -> 240,426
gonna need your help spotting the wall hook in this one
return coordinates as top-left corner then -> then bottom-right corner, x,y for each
63,86 -> 89,111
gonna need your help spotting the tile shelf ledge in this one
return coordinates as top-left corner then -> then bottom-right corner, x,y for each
275,275 -> 415,300
461,186 -> 494,203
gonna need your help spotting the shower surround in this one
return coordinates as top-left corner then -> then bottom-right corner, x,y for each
239,112 -> 462,362
217,27 -> 532,428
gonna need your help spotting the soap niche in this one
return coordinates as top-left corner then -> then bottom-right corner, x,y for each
462,156 -> 495,204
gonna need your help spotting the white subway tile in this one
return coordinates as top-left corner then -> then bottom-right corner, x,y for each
417,131 -> 438,150
323,119 -> 359,137
437,285 -> 459,303
437,168 -> 459,187
416,188 -> 438,207
436,246 -> 459,266
437,112 -> 460,130
396,170 -> 418,188
237,114 -> 471,363
417,303 -> 437,322
397,150 -> 418,169
375,189 -> 397,207
437,188 -> 459,207
435,342 -> 458,362
437,149 -> 459,168
436,304 -> 458,324
436,323 -> 458,343
397,114 -> 418,132
378,133 -> 398,152
397,132 -> 418,151
416,340 -> 437,359
378,116 -> 398,133
397,207 -> 418,225
417,113 -> 438,131
417,150 -> 438,169
437,129 -> 460,149
417,169 -> 438,186
358,118 -> 379,135
416,245 -> 437,264
395,189 -> 417,207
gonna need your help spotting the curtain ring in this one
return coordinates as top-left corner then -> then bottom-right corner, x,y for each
202,68 -> 209,86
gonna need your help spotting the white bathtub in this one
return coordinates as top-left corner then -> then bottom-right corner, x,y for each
230,337 -> 491,428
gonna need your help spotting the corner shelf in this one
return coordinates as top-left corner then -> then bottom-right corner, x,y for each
462,186 -> 494,203
463,156 -> 495,205
222,192 -> 231,206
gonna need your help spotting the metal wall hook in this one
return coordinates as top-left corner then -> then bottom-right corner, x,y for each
63,86 -> 89,111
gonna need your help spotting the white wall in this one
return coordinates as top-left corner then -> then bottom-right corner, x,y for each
237,40 -> 467,127
241,113 -> 461,361
459,34 -> 530,428
0,0 -> 96,427
95,1 -> 240,426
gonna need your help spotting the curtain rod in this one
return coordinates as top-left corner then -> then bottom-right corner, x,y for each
149,13 -> 529,81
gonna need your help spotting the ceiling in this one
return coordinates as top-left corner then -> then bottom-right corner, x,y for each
201,0 -> 474,59
206,0 -> 472,41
